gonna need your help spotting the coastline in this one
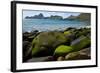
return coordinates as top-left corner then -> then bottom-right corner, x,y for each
23,27 -> 91,62
23,26 -> 91,33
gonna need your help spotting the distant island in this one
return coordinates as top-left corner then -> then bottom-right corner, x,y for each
65,13 -> 91,21
25,13 -> 90,21
25,13 -> 63,20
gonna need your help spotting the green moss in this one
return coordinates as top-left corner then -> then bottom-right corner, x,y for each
64,31 -> 71,35
71,36 -> 90,52
31,31 -> 68,57
55,32 -> 67,42
32,47 -> 39,56
75,29 -> 91,38
54,45 -> 73,57
32,32 -> 67,47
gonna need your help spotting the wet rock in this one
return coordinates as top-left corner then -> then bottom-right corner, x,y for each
23,32 -> 31,41
65,47 -> 91,60
79,47 -> 91,57
64,27 -> 76,31
23,30 -> 39,42
65,52 -> 79,60
31,30 -> 39,35
27,56 -> 54,62
75,28 -> 91,38
57,56 -> 65,61
23,41 -> 32,62
28,35 -> 37,42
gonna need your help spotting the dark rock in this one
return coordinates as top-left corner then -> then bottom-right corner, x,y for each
23,30 -> 39,42
75,28 -> 91,38
64,27 -> 76,31
28,35 -> 37,42
31,30 -> 39,35
23,41 -> 32,62
27,56 -> 54,62
23,32 -> 31,41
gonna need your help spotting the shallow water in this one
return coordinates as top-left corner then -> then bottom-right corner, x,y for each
23,19 -> 90,32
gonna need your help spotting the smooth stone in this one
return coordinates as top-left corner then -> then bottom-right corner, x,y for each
65,47 -> 91,60
57,56 -> 65,61
54,45 -> 73,57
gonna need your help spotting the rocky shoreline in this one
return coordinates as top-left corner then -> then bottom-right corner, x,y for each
23,27 -> 91,62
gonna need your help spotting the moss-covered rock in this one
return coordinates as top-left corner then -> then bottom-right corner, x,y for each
64,31 -> 71,35
54,45 -> 73,57
71,35 -> 90,52
32,31 -> 68,57
75,28 -> 91,38
64,29 -> 77,44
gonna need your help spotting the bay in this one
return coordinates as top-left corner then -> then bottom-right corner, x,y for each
23,19 -> 90,32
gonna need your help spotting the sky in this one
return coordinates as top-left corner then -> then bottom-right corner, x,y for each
23,10 -> 81,19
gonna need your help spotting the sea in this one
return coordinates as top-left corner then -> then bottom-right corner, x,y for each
23,19 -> 90,32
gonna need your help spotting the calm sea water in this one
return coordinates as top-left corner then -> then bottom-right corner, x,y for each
23,19 -> 90,32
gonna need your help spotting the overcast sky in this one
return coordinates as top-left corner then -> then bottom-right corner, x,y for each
23,10 -> 81,19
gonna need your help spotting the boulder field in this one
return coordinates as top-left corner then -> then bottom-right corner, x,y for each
23,28 -> 91,62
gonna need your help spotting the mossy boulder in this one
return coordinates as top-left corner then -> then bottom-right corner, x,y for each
71,35 -> 90,52
32,31 -> 68,57
54,45 -> 73,57
64,30 -> 76,43
64,31 -> 71,35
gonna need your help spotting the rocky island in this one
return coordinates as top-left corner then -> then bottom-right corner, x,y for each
25,13 -> 90,21
25,13 -> 63,20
